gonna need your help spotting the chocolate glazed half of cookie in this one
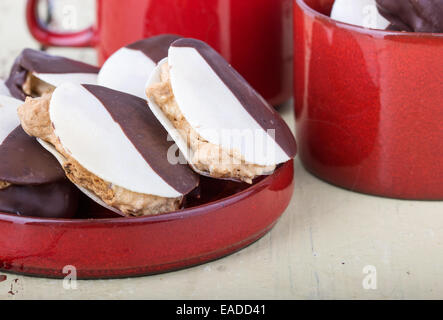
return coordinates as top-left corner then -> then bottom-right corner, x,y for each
376,0 -> 443,32
0,126 -> 79,218
126,34 -> 182,64
5,48 -> 100,101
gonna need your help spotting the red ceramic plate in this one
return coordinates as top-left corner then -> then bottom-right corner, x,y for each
0,160 -> 294,279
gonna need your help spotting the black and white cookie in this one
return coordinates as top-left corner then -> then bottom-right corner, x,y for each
18,83 -> 199,216
146,38 -> 297,183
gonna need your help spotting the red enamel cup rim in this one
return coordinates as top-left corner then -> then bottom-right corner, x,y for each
296,0 -> 443,38
0,161 -> 292,225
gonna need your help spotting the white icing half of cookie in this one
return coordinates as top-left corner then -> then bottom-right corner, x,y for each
38,138 -> 124,216
49,83 -> 182,198
0,80 -> 11,97
163,47 -> 288,166
146,59 -> 194,168
330,0 -> 389,29
98,47 -> 156,99
34,72 -> 98,87
0,95 -> 22,144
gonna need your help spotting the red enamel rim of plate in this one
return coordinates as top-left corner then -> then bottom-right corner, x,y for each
0,160 -> 294,279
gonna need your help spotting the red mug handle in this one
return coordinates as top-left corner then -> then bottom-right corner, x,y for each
26,0 -> 97,47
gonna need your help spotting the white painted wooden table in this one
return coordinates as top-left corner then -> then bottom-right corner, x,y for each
0,0 -> 442,300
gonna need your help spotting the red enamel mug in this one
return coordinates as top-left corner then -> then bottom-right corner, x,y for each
25,0 -> 293,106
294,0 -> 443,200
